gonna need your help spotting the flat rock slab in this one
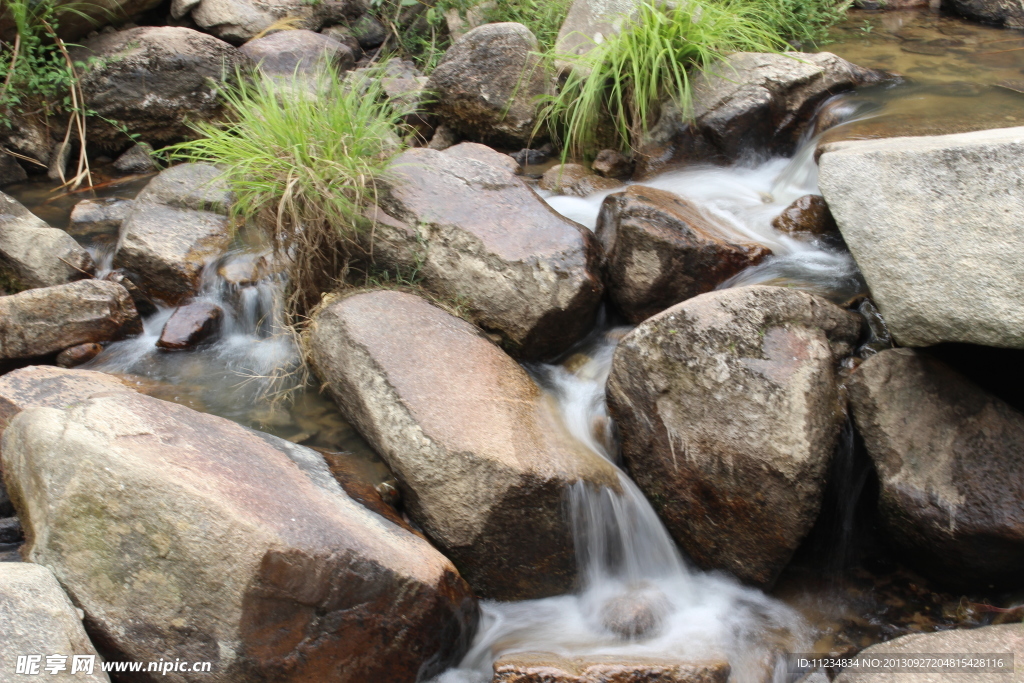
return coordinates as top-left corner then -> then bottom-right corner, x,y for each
494,652 -> 730,683
0,280 -> 141,360
157,301 -> 224,350
378,143 -> 603,359
608,285 -> 861,586
0,191 -> 94,290
849,348 -> 1024,588
819,127 -> 1024,349
0,563 -> 110,682
306,290 -> 621,599
2,389 -> 477,682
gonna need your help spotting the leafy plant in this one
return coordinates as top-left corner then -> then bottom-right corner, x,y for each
168,64 -> 411,317
537,0 -> 787,159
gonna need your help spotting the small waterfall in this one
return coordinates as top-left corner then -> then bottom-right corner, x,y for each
433,329 -> 809,683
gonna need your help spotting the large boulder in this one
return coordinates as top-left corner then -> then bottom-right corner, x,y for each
1,191 -> 94,290
946,0 -> 1024,28
596,185 -> 771,324
1,0 -> 161,41
607,285 -> 862,586
0,563 -> 110,682
113,163 -> 233,304
848,348 -> 1024,588
377,143 -> 603,359
834,624 -> 1023,683
2,388 -> 477,682
819,127 -> 1024,349
639,52 -> 888,173
555,0 -> 641,60
186,0 -> 366,44
74,27 -> 246,148
306,290 -> 622,599
427,23 -> 551,148
0,280 -> 141,361
240,29 -> 355,78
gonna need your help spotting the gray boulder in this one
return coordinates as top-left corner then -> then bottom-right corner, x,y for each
188,0 -> 366,43
306,290 -> 621,599
946,0 -> 1024,28
113,163 -> 233,304
0,191 -> 94,290
819,127 -> 1024,349
240,29 -> 355,78
608,285 -> 861,586
0,280 -> 140,361
2,388 -> 477,682
639,52 -> 887,173
377,143 -> 603,359
112,142 -> 158,175
74,27 -> 245,148
427,23 -> 551,148
0,564 -> 110,682
834,624 -> 1023,683
849,348 -> 1024,588
68,198 -> 133,241
596,185 -> 770,323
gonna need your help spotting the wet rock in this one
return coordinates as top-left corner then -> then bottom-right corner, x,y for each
2,389 -> 477,682
0,191 -> 94,290
947,0 -> 1024,28
0,564 -> 110,682
834,624 -> 1023,683
819,126 -> 1024,349
638,52 -> 889,174
0,151 -> 27,187
157,301 -> 225,350
510,144 -> 553,167
113,163 -> 233,304
240,29 -> 355,78
608,286 -> 862,586
112,142 -> 157,175
306,290 -> 621,599
493,652 -> 730,683
771,195 -> 838,236
848,348 -> 1024,588
0,280 -> 141,361
377,144 -> 603,359
599,585 -> 672,640
56,343 -> 105,368
349,14 -> 386,49
73,27 -> 245,147
188,0 -> 365,43
540,163 -> 623,197
427,23 -> 552,148
592,149 -> 634,179
68,198 -> 133,240
596,185 -> 770,324
103,269 -> 158,317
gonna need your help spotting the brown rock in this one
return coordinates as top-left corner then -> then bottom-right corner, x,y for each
592,149 -> 634,179
596,186 -> 770,324
56,343 -> 104,368
771,195 -> 838,236
849,348 -> 1024,588
493,652 -> 730,683
540,163 -> 624,197
306,290 -> 621,599
2,389 -> 478,682
377,144 -> 603,359
608,286 -> 862,586
157,301 -> 224,350
0,280 -> 141,361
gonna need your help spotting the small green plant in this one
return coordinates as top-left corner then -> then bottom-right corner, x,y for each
168,64 -> 411,317
480,0 -> 572,50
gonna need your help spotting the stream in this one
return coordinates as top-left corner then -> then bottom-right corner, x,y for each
5,6 -> 1023,679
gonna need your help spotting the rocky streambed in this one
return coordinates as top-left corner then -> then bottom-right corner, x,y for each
2,2 -> 1024,682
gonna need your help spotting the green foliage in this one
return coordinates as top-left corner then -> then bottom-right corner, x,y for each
0,0 -> 76,127
752,0 -> 853,47
480,0 -> 572,50
538,0 -> 786,159
168,65 -> 411,316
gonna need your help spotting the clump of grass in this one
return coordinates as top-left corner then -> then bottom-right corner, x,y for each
755,0 -> 853,48
538,0 -> 788,159
169,65 -> 410,317
481,0 -> 572,50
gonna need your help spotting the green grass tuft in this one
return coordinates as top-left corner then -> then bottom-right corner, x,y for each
168,65 -> 411,316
